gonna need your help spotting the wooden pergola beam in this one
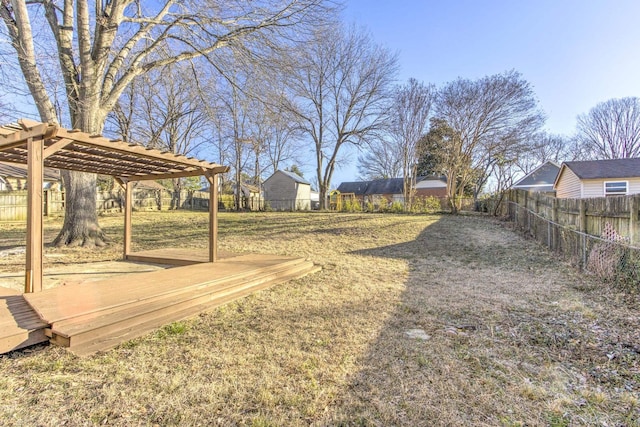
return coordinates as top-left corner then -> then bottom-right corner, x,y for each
0,122 -> 54,149
43,138 -> 74,159
25,137 -> 44,293
207,173 -> 219,262
126,167 -> 229,182
55,127 -> 217,170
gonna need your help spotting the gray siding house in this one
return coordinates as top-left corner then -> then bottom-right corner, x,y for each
512,161 -> 560,193
263,170 -> 311,210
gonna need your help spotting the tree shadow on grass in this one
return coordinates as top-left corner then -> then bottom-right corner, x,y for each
323,215 -> 619,426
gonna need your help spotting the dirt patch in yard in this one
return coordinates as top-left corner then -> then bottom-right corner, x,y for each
0,212 -> 638,426
0,260 -> 166,292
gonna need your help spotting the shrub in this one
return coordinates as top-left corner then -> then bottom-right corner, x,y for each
365,201 -> 375,212
390,201 -> 404,213
220,194 -> 235,210
421,196 -> 442,213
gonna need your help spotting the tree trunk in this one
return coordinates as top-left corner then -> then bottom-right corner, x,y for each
319,185 -> 327,210
53,170 -> 108,247
53,109 -> 109,247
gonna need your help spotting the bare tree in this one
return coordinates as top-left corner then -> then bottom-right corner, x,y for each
388,78 -> 435,210
0,0 -> 331,246
357,138 -> 402,180
515,132 -> 570,175
259,97 -> 303,177
121,64 -> 210,208
285,24 -> 398,209
433,70 -> 544,213
224,81 -> 254,211
576,97 -> 640,159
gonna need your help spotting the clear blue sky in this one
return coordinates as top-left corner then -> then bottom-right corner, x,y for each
323,0 -> 640,185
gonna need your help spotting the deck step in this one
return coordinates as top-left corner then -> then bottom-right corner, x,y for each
0,288 -> 49,353
49,261 -> 319,356
71,265 -> 321,357
26,255 -> 308,324
50,258 -> 313,335
51,260 -> 313,345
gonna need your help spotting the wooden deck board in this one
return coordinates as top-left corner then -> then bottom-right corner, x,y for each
1,251 -> 320,356
125,248 -> 236,266
24,253 -> 304,324
52,259 -> 316,338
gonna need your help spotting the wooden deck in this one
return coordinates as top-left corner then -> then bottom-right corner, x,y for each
0,251 -> 319,356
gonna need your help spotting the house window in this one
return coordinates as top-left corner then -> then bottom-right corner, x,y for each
604,181 -> 628,196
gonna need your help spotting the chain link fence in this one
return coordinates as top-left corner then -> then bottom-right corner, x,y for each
508,200 -> 640,290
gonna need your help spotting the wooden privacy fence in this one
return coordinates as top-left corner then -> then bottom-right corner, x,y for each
507,189 -> 640,245
506,189 -> 640,286
97,189 -> 212,212
0,190 -> 65,221
0,189 -> 213,221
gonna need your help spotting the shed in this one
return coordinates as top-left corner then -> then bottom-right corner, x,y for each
263,170 -> 311,210
554,158 -> 640,198
239,183 -> 262,211
512,161 -> 560,193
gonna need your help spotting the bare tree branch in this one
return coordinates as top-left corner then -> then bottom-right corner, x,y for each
576,97 -> 640,159
285,23 -> 398,208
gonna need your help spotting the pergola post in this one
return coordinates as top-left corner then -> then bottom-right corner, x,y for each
25,137 -> 44,293
208,173 -> 219,262
124,180 -> 133,260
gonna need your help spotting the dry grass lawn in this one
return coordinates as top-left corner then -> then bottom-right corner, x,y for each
0,211 -> 639,426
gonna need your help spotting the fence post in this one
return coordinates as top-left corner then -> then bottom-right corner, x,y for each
579,199 -> 587,269
524,191 -> 529,231
532,193 -> 539,237
551,197 -> 558,251
579,199 -> 587,234
630,195 -> 639,245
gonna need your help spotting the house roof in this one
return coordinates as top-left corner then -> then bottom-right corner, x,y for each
561,158 -> 640,180
242,183 -> 260,193
277,169 -> 310,185
133,180 -> 167,191
415,175 -> 447,188
366,178 -> 404,195
0,161 -> 60,181
337,176 -> 446,196
0,119 -> 228,181
336,181 -> 371,195
512,161 -> 560,189
337,178 -> 404,195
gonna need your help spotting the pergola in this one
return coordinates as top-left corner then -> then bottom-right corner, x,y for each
0,119 -> 229,294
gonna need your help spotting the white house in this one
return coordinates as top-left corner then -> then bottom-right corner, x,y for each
554,158 -> 640,198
